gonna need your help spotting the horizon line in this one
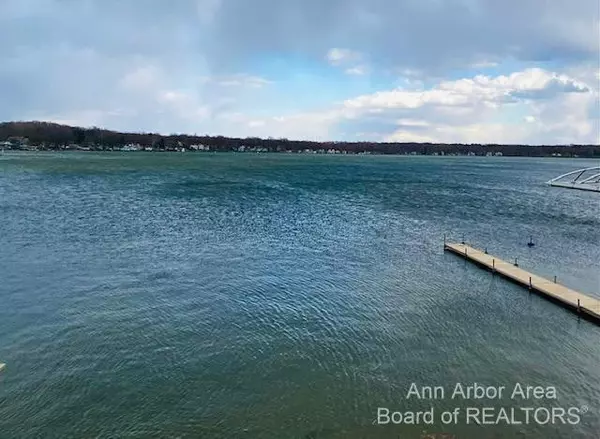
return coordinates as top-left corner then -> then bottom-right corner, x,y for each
1,120 -> 599,148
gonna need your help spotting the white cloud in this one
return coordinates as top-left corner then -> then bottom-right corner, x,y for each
470,61 -> 499,69
247,120 -> 265,128
397,118 -> 431,127
327,48 -> 370,76
1,1 -> 598,144
345,65 -> 369,76
382,121 -> 541,144
29,61 -> 597,144
325,48 -> 371,77
119,65 -> 161,90
343,68 -> 590,113
326,48 -> 362,66
213,74 -> 271,88
384,130 -> 438,143
376,72 -> 597,144
232,66 -> 598,144
239,109 -> 343,140
196,74 -> 271,88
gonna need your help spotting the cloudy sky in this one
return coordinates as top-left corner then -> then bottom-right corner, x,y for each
1,0 -> 599,144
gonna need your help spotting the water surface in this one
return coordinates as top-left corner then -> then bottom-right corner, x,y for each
1,153 -> 599,438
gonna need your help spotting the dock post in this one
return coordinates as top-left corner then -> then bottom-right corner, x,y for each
444,243 -> 600,323
484,247 -> 488,254
443,233 -> 446,248
461,234 -> 465,244
514,258 -> 518,267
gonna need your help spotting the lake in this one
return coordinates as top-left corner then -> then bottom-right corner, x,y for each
0,152 -> 598,438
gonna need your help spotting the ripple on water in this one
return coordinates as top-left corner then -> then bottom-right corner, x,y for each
0,154 -> 599,438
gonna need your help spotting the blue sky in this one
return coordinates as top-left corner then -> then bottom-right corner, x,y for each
1,0 -> 598,144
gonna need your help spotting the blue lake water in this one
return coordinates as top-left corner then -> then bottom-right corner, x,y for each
0,153 -> 599,438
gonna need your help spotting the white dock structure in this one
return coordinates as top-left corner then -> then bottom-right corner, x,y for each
547,166 -> 600,192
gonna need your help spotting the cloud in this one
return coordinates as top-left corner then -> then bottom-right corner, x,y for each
326,48 -> 369,76
240,110 -> 342,141
206,0 -> 599,74
342,68 -> 591,112
470,61 -> 500,69
178,66 -> 596,144
345,65 -> 369,76
338,67 -> 598,144
0,0 -> 598,144
2,1 -> 598,74
208,74 -> 272,88
509,76 -> 589,99
397,119 -> 431,127
196,0 -> 222,25
119,65 -> 163,90
326,48 -> 362,66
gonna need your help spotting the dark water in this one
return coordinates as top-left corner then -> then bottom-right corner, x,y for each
0,153 -> 599,439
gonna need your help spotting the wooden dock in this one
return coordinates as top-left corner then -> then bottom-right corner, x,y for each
444,242 -> 600,323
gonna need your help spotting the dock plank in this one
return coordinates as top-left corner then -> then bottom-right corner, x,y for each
445,243 -> 600,322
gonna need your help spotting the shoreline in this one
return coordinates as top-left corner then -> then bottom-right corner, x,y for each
2,149 -> 597,159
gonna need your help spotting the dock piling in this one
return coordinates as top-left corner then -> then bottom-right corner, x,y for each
444,242 -> 599,323
514,258 -> 518,267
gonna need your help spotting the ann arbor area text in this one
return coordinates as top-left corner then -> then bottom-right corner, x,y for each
406,383 -> 557,400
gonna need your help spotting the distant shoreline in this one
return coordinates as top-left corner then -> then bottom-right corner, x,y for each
2,121 -> 599,158
2,150 -> 596,160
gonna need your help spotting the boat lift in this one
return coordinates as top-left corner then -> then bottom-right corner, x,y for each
547,166 -> 600,192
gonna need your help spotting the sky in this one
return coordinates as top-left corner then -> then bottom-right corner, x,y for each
1,0 -> 599,144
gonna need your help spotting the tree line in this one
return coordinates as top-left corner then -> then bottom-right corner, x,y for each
1,121 -> 599,157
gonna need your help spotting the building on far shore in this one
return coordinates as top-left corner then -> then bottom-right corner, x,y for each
190,144 -> 211,151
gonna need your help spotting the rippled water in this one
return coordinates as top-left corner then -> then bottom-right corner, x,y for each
0,153 -> 599,438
